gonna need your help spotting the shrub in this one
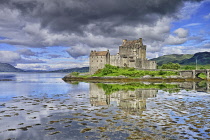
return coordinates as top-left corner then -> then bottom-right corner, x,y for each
184,66 -> 195,70
70,72 -> 80,76
161,62 -> 180,70
200,66 -> 206,69
158,70 -> 166,75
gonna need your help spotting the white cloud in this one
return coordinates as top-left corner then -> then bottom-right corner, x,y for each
161,46 -> 184,55
204,13 -> 210,19
165,35 -> 187,45
16,60 -> 89,71
0,50 -> 44,66
0,51 -> 21,64
184,23 -> 202,27
174,28 -> 189,38
177,1 -> 201,20
164,28 -> 188,45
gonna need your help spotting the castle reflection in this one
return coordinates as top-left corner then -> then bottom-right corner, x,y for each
89,83 -> 157,115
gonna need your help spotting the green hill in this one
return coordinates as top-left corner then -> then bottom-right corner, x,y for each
150,52 -> 210,66
150,54 -> 193,65
0,63 -> 24,72
180,52 -> 210,65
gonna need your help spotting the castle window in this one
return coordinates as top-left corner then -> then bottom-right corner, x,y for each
101,60 -> 102,62
97,60 -> 98,62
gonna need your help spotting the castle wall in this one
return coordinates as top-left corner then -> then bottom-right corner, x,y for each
136,59 -> 156,69
89,54 -> 109,74
140,45 -> 146,60
119,45 -> 136,57
110,54 -> 121,67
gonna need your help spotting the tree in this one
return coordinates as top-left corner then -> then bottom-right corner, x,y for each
161,62 -> 180,70
184,65 -> 195,70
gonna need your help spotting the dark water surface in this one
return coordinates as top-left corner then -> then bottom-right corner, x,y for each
0,73 -> 209,140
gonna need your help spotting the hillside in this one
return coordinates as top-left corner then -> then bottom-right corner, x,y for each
150,54 -> 193,65
0,63 -> 24,72
180,52 -> 210,65
150,52 -> 210,66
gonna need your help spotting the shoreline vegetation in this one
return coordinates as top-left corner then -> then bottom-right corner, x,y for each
62,64 -> 207,82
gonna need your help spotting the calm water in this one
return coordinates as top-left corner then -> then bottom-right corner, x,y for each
0,73 -> 209,140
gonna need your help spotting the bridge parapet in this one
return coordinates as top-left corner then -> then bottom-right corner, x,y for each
179,69 -> 210,80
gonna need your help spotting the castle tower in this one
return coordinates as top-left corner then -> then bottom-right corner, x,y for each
119,38 -> 146,60
89,50 -> 110,74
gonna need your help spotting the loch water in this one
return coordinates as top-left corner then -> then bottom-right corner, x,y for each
0,73 -> 209,140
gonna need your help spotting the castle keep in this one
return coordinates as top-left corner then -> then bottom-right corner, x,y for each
89,38 -> 156,74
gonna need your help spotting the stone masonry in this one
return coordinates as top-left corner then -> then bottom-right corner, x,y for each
89,38 -> 157,74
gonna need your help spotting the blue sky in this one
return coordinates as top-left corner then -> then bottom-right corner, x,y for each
0,0 -> 210,70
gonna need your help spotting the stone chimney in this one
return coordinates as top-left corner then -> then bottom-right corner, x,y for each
139,38 -> 142,43
122,39 -> 127,45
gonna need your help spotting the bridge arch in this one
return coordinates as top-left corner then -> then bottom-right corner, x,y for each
195,72 -> 207,79
179,69 -> 210,80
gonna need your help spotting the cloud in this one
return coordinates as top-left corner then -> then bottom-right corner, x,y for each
0,51 -> 21,64
0,50 -> 44,65
66,44 -> 91,58
47,54 -> 62,58
0,0 -> 203,47
204,13 -> 210,19
184,23 -> 202,27
16,60 -> 89,71
17,49 -> 36,57
174,28 -> 189,38
164,28 -> 189,45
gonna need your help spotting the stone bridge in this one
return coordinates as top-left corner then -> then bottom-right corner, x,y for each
179,69 -> 210,80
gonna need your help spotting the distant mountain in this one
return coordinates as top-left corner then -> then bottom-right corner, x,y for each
0,63 -> 24,72
150,52 -> 210,66
150,54 -> 193,65
49,67 -> 89,73
0,62 -> 89,73
180,52 -> 210,65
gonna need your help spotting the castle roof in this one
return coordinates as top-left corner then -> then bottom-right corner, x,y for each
91,51 -> 109,56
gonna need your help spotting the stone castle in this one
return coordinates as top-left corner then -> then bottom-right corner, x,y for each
89,38 -> 156,74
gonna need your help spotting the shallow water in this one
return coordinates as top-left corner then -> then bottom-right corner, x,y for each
0,73 -> 209,140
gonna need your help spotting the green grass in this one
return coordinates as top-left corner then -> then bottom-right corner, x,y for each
97,83 -> 179,95
180,64 -> 210,70
197,73 -> 207,79
92,64 -> 178,78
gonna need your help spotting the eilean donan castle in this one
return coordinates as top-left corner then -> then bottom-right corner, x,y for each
89,38 -> 156,74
